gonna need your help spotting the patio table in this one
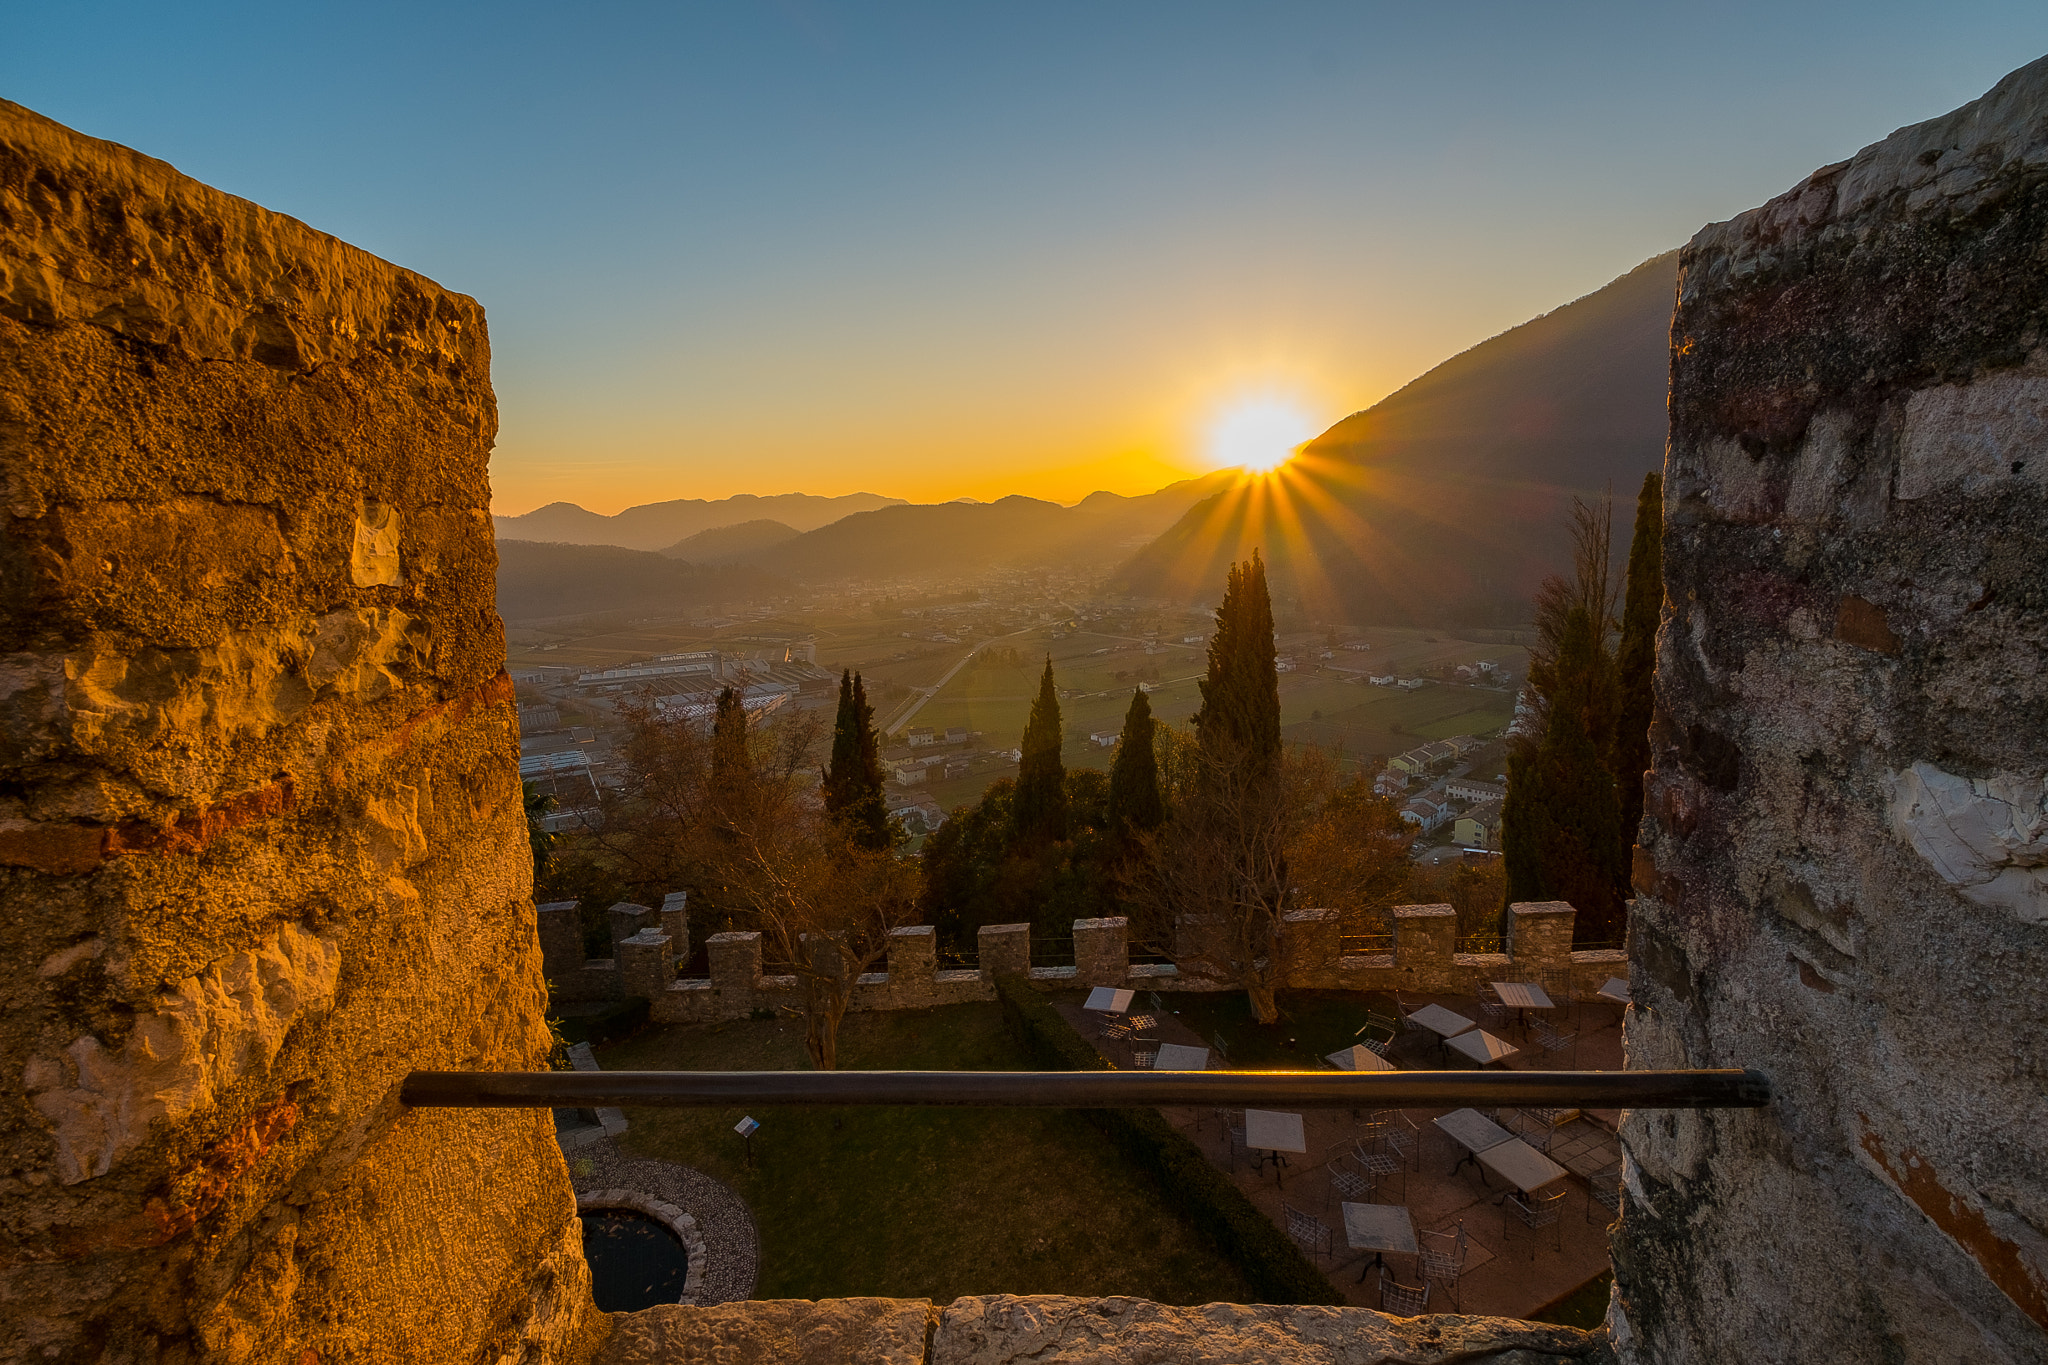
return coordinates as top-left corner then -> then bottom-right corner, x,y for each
1152,1043 -> 1209,1071
1341,1201 -> 1418,1282
1243,1109 -> 1307,1186
1476,1137 -> 1569,1196
1446,1028 -> 1519,1067
1491,980 -> 1554,1034
1434,1107 -> 1513,1179
1084,987 -> 1135,1013
1327,1044 -> 1396,1072
1597,977 -> 1631,1005
1406,1003 -> 1476,1038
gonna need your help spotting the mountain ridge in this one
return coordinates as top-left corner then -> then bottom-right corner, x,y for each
492,491 -> 905,550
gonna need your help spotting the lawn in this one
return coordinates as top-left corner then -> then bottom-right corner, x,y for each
594,1001 -> 1257,1304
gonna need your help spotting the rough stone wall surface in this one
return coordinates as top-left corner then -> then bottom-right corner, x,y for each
593,1296 -> 1614,1365
1616,57 -> 2048,1365
0,102 -> 598,1362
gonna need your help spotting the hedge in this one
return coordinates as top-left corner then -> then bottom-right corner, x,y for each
994,976 -> 1342,1305
551,994 -> 651,1047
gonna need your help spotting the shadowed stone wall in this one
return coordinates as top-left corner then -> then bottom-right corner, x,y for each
0,102 -> 598,1362
1616,57 -> 2048,1364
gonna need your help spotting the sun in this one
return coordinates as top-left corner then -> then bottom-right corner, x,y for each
1207,394 -> 1320,473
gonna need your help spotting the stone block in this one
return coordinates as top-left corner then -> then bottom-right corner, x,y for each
887,925 -> 937,1006
536,899 -> 584,976
1392,903 -> 1456,987
599,1298 -> 933,1365
931,1295 -> 1610,1364
659,890 -> 690,960
1508,901 -> 1575,978
979,922 -> 1031,979
1282,907 -> 1340,986
617,929 -> 675,1000
1073,916 -> 1130,986
707,931 -> 763,996
608,901 -> 652,955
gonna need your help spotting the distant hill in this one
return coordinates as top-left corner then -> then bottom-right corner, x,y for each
495,540 -> 784,623
660,519 -> 801,562
1113,251 -> 1678,625
493,492 -> 903,550
727,471 -> 1244,581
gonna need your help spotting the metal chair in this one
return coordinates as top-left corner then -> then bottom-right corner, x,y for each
1130,1048 -> 1157,1070
1475,984 -> 1515,1033
1124,1013 -> 1159,1032
1325,1154 -> 1372,1207
1503,1187 -> 1568,1256
1351,1135 -> 1404,1199
1370,1109 -> 1423,1171
1417,1221 -> 1469,1310
1503,1106 -> 1571,1151
1378,1271 -> 1431,1315
1283,1202 -> 1333,1263
1223,1111 -> 1249,1172
1540,968 -> 1576,1025
1586,1164 -> 1623,1226
1531,1018 -> 1579,1066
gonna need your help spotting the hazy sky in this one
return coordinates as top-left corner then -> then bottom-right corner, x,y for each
10,5 -> 2045,513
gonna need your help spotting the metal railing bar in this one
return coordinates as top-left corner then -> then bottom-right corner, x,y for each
401,1068 -> 1769,1111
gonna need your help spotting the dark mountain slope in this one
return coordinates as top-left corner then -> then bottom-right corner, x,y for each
493,492 -> 903,550
1113,251 -> 1678,625
495,540 -> 784,624
660,519 -> 801,562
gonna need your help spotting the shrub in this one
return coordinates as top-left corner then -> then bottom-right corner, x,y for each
551,995 -> 651,1047
993,976 -> 1341,1305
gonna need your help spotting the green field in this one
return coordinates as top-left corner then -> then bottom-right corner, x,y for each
595,1002 -> 1256,1304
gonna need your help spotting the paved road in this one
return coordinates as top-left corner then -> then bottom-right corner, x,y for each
882,627 -> 1036,736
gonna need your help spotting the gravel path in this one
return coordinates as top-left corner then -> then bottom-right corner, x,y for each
570,1139 -> 759,1304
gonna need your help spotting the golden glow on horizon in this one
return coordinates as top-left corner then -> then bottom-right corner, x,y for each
1205,392 -> 1320,476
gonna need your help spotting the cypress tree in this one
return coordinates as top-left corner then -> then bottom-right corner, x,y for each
1613,471 -> 1662,857
1012,657 -> 1068,843
823,670 -> 859,813
1107,687 -> 1164,834
711,685 -> 748,782
1194,550 -> 1281,773
824,670 -> 890,850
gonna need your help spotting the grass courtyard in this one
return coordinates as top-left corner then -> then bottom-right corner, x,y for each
593,1001 -> 1258,1304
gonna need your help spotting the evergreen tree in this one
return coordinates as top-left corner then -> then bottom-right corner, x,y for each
1012,657 -> 1068,843
824,670 -> 890,850
1195,550 -> 1281,774
1613,471 -> 1663,856
1500,497 -> 1629,941
1107,687 -> 1164,834
711,685 -> 748,782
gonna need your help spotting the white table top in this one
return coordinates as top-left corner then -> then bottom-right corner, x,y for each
1243,1109 -> 1307,1153
1341,1202 -> 1418,1254
1327,1044 -> 1396,1072
1447,1029 -> 1519,1065
1477,1138 -> 1570,1195
1597,976 -> 1631,1004
1152,1043 -> 1210,1071
1407,1003 -> 1476,1038
1492,981 -> 1555,1010
1434,1107 -> 1514,1154
1084,987 -> 1135,1013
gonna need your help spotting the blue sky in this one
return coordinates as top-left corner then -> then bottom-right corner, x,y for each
9,3 -> 2044,511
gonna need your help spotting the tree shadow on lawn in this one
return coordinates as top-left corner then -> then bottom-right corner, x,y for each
1160,989 -> 1399,1070
596,1001 -> 1259,1305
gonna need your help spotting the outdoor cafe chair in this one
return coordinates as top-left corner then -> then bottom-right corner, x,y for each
1531,1019 -> 1579,1066
1502,1187 -> 1568,1256
1417,1221 -> 1469,1311
1378,1271 -> 1431,1316
1324,1155 -> 1372,1207
1374,1110 -> 1425,1171
1475,984 -> 1514,1032
1283,1202 -> 1334,1263
1351,1135 -> 1404,1197
1586,1164 -> 1623,1226
1130,1048 -> 1157,1070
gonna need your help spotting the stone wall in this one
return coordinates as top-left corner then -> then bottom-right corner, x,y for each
538,899 -> 1624,1026
0,102 -> 598,1361
1616,57 -> 2048,1364
596,1295 -> 1614,1365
